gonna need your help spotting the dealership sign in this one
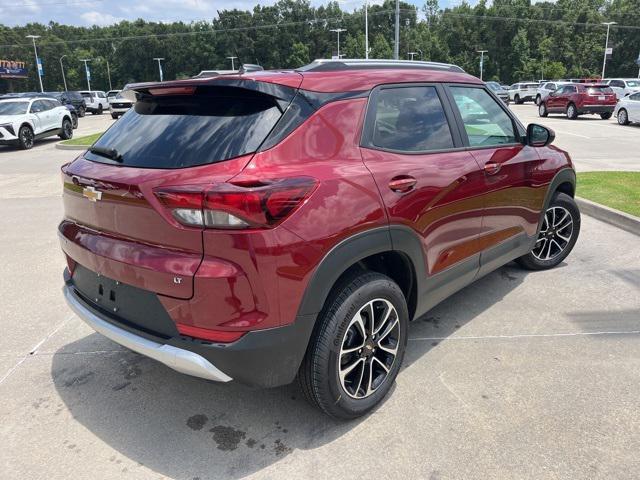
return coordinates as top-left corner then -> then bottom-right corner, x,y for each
0,59 -> 28,79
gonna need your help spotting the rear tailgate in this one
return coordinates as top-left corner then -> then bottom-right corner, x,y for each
61,79 -> 300,299
586,85 -> 617,104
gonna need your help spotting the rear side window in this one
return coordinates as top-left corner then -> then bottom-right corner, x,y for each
85,86 -> 283,169
368,86 -> 454,152
450,87 -> 517,147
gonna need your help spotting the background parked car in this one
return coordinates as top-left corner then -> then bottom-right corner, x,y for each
0,97 -> 73,149
614,91 -> 640,125
538,83 -> 616,120
509,82 -> 539,103
605,78 -> 640,99
106,90 -> 121,102
79,90 -> 109,114
108,90 -> 133,119
485,81 -> 510,104
536,81 -> 571,105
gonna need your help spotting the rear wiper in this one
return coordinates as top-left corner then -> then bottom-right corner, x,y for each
89,146 -> 123,162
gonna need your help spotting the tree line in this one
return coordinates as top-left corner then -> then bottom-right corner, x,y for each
0,0 -> 638,93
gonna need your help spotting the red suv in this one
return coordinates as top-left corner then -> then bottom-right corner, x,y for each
60,59 -> 580,418
538,83 -> 617,119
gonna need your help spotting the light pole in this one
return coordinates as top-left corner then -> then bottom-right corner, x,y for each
601,22 -> 616,79
80,59 -> 91,91
59,55 -> 67,91
477,50 -> 488,81
226,56 -> 238,70
364,0 -> 369,59
329,28 -> 347,59
106,60 -> 112,90
26,35 -> 43,92
393,0 -> 400,60
408,52 -> 418,61
153,57 -> 165,82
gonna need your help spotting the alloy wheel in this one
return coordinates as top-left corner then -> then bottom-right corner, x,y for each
21,128 -> 34,148
338,298 -> 400,399
618,110 -> 628,125
532,206 -> 574,261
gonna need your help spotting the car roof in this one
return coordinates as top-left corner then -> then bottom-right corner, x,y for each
128,59 -> 480,94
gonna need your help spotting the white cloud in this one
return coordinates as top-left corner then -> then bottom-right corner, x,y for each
80,11 -> 123,26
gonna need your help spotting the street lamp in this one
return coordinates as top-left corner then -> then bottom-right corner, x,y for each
329,28 -> 347,59
601,22 -> 617,79
364,0 -> 369,59
59,55 -> 67,91
477,49 -> 488,81
153,57 -> 165,82
80,58 -> 92,91
226,56 -> 238,70
25,35 -> 43,92
408,52 -> 418,61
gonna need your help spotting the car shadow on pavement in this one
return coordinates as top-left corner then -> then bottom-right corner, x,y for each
51,262 -> 528,480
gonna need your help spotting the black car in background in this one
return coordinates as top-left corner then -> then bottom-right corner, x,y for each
46,91 -> 86,117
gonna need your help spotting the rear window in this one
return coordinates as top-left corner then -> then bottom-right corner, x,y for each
81,92 -> 92,99
85,86 -> 282,169
523,83 -> 539,88
587,86 -> 614,94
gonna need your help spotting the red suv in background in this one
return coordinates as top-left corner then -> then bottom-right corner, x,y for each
538,83 -> 617,119
60,59 -> 580,418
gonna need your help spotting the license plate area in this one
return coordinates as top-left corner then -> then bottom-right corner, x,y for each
72,263 -> 179,339
598,96 -> 605,100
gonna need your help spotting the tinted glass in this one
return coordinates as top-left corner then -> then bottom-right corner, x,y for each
81,92 -> 92,99
450,87 -> 517,147
629,93 -> 640,101
30,100 -> 46,112
370,86 -> 454,152
0,102 -> 28,115
626,80 -> 640,87
587,86 -> 614,94
86,87 -> 282,169
486,82 -> 502,92
523,83 -> 539,89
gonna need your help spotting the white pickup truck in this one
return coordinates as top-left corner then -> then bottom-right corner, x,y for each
79,90 -> 109,115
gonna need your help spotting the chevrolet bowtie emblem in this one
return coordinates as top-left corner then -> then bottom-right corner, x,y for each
82,186 -> 102,202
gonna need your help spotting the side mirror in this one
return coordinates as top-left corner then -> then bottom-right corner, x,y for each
527,123 -> 555,147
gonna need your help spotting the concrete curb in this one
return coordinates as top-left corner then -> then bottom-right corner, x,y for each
576,196 -> 640,237
55,142 -> 89,151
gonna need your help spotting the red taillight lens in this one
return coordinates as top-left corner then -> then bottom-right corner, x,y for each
154,177 -> 316,229
177,323 -> 246,343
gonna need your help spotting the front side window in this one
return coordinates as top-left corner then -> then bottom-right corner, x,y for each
30,100 -> 46,113
369,86 -> 454,152
450,86 -> 517,147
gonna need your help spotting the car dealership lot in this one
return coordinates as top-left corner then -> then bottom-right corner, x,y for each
1,107 -> 640,480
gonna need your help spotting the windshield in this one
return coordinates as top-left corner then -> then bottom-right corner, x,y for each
115,92 -> 129,99
86,86 -> 283,169
0,102 -> 29,115
486,82 -> 503,92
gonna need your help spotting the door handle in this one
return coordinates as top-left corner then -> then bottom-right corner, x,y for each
484,162 -> 501,175
388,175 -> 417,192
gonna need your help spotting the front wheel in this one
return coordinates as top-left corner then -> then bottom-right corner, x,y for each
538,102 -> 548,117
535,95 -> 541,106
600,112 -> 612,120
78,106 -> 86,117
59,118 -> 73,140
71,113 -> 78,129
17,125 -> 34,150
516,193 -> 580,270
111,113 -> 118,119
618,108 -> 630,125
298,272 -> 408,419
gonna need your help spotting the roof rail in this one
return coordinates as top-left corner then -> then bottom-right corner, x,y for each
297,58 -> 465,73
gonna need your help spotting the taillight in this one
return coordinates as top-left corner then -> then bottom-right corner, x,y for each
154,177 -> 316,229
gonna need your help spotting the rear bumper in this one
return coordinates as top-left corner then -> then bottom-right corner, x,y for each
63,271 -> 315,387
64,283 -> 233,382
579,105 -> 615,114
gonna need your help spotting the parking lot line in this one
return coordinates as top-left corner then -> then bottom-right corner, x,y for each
410,329 -> 640,341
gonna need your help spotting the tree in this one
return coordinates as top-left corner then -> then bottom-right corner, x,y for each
286,42 -> 310,68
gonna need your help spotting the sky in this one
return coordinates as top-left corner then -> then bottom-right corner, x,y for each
0,0 -> 477,27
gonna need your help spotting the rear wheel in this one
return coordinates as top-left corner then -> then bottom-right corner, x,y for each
538,102 -> 548,117
516,193 -> 580,270
111,113 -> 118,119
59,118 -> 73,140
78,106 -> 86,117
17,125 -> 34,150
71,113 -> 78,129
566,103 -> 578,120
514,94 -> 521,104
600,112 -> 612,120
618,108 -> 630,125
298,272 -> 408,419
535,94 -> 541,106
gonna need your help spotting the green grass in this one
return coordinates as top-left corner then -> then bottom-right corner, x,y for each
577,171 -> 640,217
60,132 -> 102,146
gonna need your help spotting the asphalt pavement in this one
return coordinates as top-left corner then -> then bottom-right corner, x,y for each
1,108 -> 639,480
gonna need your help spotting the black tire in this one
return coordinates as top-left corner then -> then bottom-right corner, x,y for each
17,125 -> 34,150
514,94 -> 521,104
600,112 -> 612,120
71,113 -> 78,129
618,108 -> 630,125
59,118 -> 73,140
535,94 -> 541,106
111,113 -> 118,119
97,104 -> 103,114
78,106 -> 86,117
538,102 -> 548,117
566,103 -> 578,120
516,192 -> 580,271
298,272 -> 408,419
